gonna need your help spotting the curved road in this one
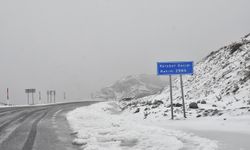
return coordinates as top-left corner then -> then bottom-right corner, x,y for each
0,101 -> 97,150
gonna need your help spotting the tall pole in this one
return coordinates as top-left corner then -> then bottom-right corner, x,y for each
169,75 -> 174,120
39,91 -> 41,104
64,92 -> 66,100
7,88 -> 9,105
180,75 -> 187,118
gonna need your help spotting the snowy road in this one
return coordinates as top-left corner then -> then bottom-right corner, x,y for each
0,101 -> 97,150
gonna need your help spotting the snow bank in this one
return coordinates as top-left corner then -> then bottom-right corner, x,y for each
67,102 -> 217,150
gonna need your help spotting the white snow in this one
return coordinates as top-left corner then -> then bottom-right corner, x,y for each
67,34 -> 250,150
67,101 -> 218,150
141,114 -> 250,135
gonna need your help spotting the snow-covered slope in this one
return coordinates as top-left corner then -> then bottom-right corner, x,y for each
120,34 -> 250,119
92,74 -> 168,100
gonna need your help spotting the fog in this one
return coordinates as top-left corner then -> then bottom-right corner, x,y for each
0,0 -> 250,104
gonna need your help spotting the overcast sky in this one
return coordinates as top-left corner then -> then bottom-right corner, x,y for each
0,0 -> 250,104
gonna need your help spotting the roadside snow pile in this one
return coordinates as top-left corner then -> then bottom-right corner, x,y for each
120,34 -> 250,119
67,102 -> 217,150
92,74 -> 167,100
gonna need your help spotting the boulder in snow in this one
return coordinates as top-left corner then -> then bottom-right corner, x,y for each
189,102 -> 199,109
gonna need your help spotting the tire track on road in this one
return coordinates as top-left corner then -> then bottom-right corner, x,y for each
0,109 -> 26,118
22,111 -> 48,150
0,108 -> 47,134
0,108 -> 25,114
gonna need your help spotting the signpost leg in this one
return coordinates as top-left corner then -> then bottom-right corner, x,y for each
180,75 -> 187,118
53,91 -> 56,103
47,91 -> 49,104
39,91 -> 41,104
27,93 -> 29,105
169,75 -> 174,120
32,92 -> 34,105
50,92 -> 52,103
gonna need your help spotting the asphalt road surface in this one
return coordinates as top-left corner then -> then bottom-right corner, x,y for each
0,101 -> 98,150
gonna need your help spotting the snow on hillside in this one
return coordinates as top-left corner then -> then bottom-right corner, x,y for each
119,34 -> 250,119
92,74 -> 167,100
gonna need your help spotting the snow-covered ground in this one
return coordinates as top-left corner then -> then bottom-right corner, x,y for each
67,101 -> 219,150
118,33 -> 250,122
67,34 -> 250,150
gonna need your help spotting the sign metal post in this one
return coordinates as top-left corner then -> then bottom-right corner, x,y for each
32,92 -> 34,105
50,91 -> 52,103
64,92 -> 66,100
47,90 -> 56,103
180,74 -> 186,118
25,89 -> 36,105
27,92 -> 29,105
47,91 -> 49,103
7,88 -> 9,105
53,91 -> 56,103
39,91 -> 41,104
169,75 -> 174,119
157,61 -> 193,119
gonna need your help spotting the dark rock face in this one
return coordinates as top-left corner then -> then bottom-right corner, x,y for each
228,42 -> 243,54
189,102 -> 199,109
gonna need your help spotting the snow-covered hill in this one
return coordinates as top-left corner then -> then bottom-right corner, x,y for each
92,74 -> 168,100
120,34 -> 250,119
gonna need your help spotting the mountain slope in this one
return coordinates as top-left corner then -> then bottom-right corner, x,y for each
92,74 -> 168,100
120,34 -> 250,118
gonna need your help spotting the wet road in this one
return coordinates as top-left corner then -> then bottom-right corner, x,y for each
0,101 -> 97,150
